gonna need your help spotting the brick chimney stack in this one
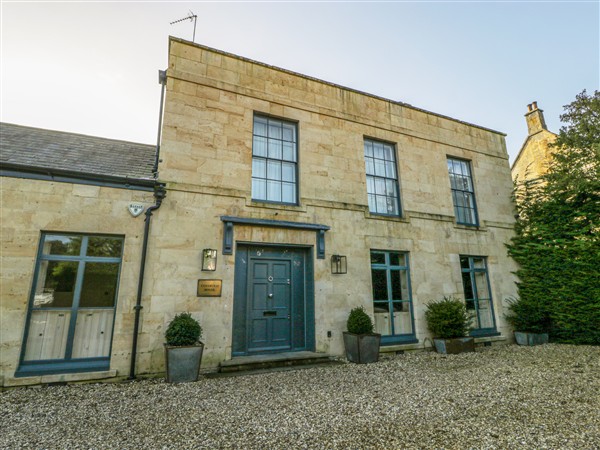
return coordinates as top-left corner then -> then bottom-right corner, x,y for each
525,101 -> 548,135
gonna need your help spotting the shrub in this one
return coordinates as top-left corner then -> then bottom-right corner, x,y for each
165,313 -> 202,346
425,297 -> 472,339
505,297 -> 552,334
347,306 -> 374,335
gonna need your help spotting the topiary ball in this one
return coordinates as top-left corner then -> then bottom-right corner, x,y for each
347,306 -> 374,335
165,313 -> 202,346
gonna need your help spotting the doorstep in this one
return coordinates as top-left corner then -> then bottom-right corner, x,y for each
217,351 -> 335,374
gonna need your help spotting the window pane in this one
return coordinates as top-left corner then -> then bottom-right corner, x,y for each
393,302 -> 413,334
254,117 -> 268,137
476,299 -> 494,328
473,258 -> 485,269
268,139 -> 282,159
72,310 -> 115,358
267,180 -> 281,202
385,160 -> 396,178
366,176 -> 375,195
375,178 -> 386,195
252,178 -> 266,200
389,252 -> 401,266
370,252 -> 385,265
87,237 -> 123,258
79,263 -> 119,307
462,272 -> 474,299
364,141 -> 373,157
268,120 -> 282,139
282,182 -> 296,203
383,145 -> 393,161
373,302 -> 392,335
374,159 -> 386,177
474,272 -> 489,300
365,158 -> 375,176
386,179 -> 397,197
282,141 -> 295,161
282,123 -> 296,142
371,269 -> 388,300
23,310 -> 71,361
33,261 -> 78,307
282,162 -> 295,182
460,256 -> 470,269
376,195 -> 387,213
252,158 -> 266,178
368,194 -> 376,212
391,270 -> 403,300
253,136 -> 267,157
42,235 -> 81,256
373,142 -> 384,159
386,197 -> 399,215
267,160 -> 282,180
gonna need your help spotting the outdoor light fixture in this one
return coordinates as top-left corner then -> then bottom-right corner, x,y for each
331,254 -> 347,274
202,249 -> 217,271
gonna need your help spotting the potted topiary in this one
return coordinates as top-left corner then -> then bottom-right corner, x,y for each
164,312 -> 204,383
343,306 -> 381,364
505,297 -> 550,346
425,296 -> 474,354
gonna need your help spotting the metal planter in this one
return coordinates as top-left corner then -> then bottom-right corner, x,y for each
433,337 -> 475,354
343,332 -> 381,364
164,342 -> 204,383
514,331 -> 549,346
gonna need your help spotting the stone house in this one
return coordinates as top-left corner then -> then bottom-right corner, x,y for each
1,37 -> 518,387
511,102 -> 557,182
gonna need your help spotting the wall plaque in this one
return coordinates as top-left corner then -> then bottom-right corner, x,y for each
197,279 -> 222,297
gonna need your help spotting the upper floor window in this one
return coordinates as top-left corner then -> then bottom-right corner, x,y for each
252,115 -> 298,205
447,158 -> 478,226
364,139 -> 401,216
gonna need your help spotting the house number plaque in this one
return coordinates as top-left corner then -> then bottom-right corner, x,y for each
197,279 -> 222,297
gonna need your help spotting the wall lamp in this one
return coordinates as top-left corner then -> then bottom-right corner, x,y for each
202,249 -> 217,271
331,254 -> 347,274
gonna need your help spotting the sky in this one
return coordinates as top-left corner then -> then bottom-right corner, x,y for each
1,1 -> 599,165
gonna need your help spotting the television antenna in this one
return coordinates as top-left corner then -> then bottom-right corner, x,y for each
170,11 -> 198,43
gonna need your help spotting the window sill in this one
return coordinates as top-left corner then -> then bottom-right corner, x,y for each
246,199 -> 308,213
454,223 -> 487,232
5,369 -> 118,388
380,336 -> 419,346
365,212 -> 409,223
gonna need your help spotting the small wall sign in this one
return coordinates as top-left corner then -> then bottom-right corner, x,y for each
197,279 -> 222,297
128,203 -> 145,217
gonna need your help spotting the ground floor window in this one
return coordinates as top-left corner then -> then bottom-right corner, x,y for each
17,233 -> 123,376
460,255 -> 497,336
370,251 -> 417,345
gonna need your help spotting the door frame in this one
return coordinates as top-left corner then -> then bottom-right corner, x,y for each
232,242 -> 315,357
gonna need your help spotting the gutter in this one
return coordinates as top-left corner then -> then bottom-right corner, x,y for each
128,69 -> 169,380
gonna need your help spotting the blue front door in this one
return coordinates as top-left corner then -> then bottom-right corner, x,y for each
232,245 -> 314,356
248,258 -> 291,352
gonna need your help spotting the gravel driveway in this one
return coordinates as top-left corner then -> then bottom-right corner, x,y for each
2,344 -> 599,449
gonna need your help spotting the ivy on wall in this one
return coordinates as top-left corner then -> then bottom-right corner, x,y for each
508,90 -> 600,345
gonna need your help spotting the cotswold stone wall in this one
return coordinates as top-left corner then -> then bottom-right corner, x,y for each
156,38 -> 519,367
0,177 -> 154,386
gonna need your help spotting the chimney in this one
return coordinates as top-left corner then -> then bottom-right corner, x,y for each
525,101 -> 547,135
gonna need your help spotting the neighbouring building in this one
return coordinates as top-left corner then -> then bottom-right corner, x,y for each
511,102 -> 557,182
1,37 -> 519,387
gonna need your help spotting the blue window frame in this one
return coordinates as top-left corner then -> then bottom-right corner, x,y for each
460,256 -> 498,336
17,233 -> 123,377
370,251 -> 417,345
252,115 -> 298,205
364,139 -> 401,216
447,158 -> 478,226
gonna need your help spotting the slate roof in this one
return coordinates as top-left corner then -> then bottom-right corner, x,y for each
0,122 -> 156,182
